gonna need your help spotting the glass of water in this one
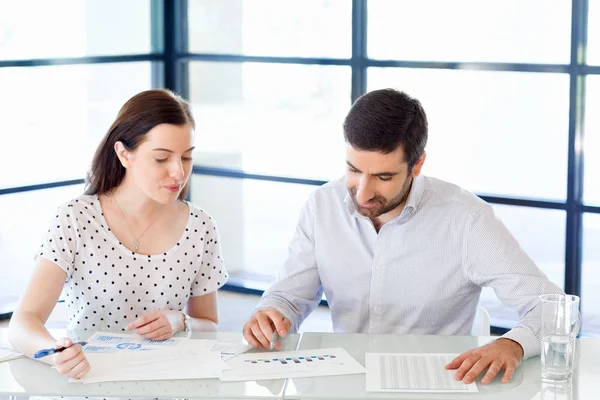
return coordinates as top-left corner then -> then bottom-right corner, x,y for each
540,294 -> 580,382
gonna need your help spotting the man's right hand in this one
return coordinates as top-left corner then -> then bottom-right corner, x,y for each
52,337 -> 90,379
243,308 -> 292,350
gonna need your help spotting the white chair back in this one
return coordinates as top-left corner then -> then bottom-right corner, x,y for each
471,306 -> 491,336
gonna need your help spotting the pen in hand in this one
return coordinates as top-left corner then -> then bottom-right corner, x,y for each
34,342 -> 87,359
269,331 -> 279,350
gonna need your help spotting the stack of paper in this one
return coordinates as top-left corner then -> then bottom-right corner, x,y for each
211,342 -> 252,361
365,353 -> 478,393
0,348 -> 23,363
72,332 -> 229,384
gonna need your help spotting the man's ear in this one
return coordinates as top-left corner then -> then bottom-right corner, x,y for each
114,141 -> 133,169
411,152 -> 427,177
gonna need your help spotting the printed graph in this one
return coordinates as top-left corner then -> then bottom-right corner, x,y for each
244,353 -> 338,365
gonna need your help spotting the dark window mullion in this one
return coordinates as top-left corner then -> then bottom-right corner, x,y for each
564,0 -> 588,297
351,0 -> 367,102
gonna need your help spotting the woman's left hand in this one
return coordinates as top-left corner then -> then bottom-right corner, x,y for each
127,309 -> 184,340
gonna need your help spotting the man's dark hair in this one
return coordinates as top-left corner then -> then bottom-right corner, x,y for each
343,88 -> 428,168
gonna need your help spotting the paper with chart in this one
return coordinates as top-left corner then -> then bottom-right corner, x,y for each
71,332 -> 228,384
365,353 -> 478,393
221,347 -> 365,382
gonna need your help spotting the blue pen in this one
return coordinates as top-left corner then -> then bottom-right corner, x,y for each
33,342 -> 87,359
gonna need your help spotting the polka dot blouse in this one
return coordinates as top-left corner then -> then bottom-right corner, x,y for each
36,194 -> 228,332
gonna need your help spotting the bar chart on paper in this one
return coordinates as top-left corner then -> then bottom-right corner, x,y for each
366,353 -> 478,393
221,347 -> 365,381
243,353 -> 337,364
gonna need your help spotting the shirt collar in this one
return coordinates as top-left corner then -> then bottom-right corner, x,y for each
343,174 -> 426,217
403,173 -> 425,213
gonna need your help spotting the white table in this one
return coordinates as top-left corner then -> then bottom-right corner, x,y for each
286,332 -> 600,400
0,329 -> 298,399
2,329 -> 599,399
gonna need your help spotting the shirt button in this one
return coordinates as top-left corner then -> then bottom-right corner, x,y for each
375,265 -> 382,270
372,306 -> 381,314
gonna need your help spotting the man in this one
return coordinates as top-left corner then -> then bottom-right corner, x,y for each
243,88 -> 563,385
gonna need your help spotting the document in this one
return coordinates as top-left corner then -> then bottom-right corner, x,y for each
211,342 -> 252,360
71,332 -> 228,384
366,353 -> 478,393
0,348 -> 23,363
221,347 -> 365,382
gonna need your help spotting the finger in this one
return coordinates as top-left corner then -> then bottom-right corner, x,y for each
68,357 -> 90,379
462,357 -> 491,384
152,332 -> 174,341
481,361 -> 503,384
55,337 -> 72,349
256,313 -> 276,340
445,350 -> 474,370
54,343 -> 84,365
243,322 -> 263,349
55,351 -> 86,374
74,362 -> 92,380
141,326 -> 172,340
453,353 -> 481,381
250,320 -> 271,349
265,310 -> 290,337
127,310 -> 161,330
502,363 -> 516,383
136,318 -> 167,336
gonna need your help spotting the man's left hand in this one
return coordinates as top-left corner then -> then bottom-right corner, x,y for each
445,338 -> 524,384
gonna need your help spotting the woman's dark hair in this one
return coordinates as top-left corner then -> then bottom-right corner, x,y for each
343,88 -> 428,169
85,89 -> 195,200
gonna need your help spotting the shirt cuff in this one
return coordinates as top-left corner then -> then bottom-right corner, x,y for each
501,326 -> 540,360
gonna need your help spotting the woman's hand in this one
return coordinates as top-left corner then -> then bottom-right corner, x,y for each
127,309 -> 184,340
52,337 -> 90,380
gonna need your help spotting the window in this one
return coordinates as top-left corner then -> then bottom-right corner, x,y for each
2,1 -> 597,336
368,68 -> 570,201
0,63 -> 155,189
0,0 -> 154,59
187,0 -> 351,58
0,0 -> 157,316
367,0 -> 571,64
189,62 -> 351,179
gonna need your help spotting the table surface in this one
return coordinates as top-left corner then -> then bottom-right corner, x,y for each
0,329 -> 298,399
1,329 -> 598,399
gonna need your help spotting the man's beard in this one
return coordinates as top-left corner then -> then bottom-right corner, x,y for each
349,176 -> 413,218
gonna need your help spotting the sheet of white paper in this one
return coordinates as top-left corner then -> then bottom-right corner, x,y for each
365,353 -> 478,393
0,348 -> 23,363
77,350 -> 226,384
69,332 -> 227,384
212,342 -> 252,360
221,347 -> 365,382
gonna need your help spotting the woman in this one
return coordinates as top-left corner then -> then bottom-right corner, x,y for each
9,89 -> 228,380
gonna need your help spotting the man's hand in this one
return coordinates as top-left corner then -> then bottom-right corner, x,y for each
445,338 -> 524,384
243,308 -> 292,350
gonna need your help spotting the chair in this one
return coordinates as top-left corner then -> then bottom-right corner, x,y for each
471,306 -> 491,336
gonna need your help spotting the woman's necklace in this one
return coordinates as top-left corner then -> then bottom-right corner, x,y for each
112,194 -> 165,251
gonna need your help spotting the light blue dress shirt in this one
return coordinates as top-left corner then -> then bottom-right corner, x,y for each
258,174 -> 564,359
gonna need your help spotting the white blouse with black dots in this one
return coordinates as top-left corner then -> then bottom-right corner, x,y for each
36,194 -> 228,332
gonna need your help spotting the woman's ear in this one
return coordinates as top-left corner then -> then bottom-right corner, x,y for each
114,141 -> 133,168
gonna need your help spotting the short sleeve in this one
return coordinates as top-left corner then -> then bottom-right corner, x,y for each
190,212 -> 228,297
34,201 -> 79,282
